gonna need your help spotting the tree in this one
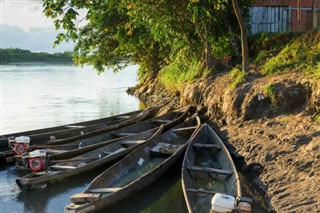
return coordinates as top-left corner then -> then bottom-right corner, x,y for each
231,0 -> 249,71
312,0 -> 318,28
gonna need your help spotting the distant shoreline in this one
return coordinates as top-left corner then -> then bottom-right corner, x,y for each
0,48 -> 73,64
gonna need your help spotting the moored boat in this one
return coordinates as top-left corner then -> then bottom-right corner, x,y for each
64,115 -> 201,213
181,123 -> 251,213
0,108 -> 152,150
16,126 -> 163,191
12,106 -> 192,168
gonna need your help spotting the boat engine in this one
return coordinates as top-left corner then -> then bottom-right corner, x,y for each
8,136 -> 30,155
28,149 -> 47,172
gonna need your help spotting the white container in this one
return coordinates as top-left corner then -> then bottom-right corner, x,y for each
29,149 -> 46,158
15,136 -> 30,144
211,193 -> 236,213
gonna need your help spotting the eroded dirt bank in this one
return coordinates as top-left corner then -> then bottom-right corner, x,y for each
128,71 -> 320,212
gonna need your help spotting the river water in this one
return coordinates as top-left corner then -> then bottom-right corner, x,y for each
0,64 -> 187,213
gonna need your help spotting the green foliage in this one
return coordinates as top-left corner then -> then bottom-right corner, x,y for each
0,48 -> 73,64
314,114 -> 320,123
228,65 -> 247,89
264,84 -> 277,105
159,59 -> 202,92
249,29 -> 320,76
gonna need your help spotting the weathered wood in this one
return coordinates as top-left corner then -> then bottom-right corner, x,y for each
186,188 -> 217,195
152,119 -> 172,124
70,193 -> 101,203
192,143 -> 221,149
120,140 -> 146,147
150,142 -> 180,156
45,149 -> 67,154
65,125 -> 87,129
172,126 -> 197,132
111,133 -> 137,138
49,157 -> 99,164
89,187 -> 122,193
50,165 -> 77,170
114,115 -> 131,119
187,165 -> 232,176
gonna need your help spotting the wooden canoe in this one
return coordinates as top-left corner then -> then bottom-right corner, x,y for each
0,108 -> 153,151
31,106 -> 192,156
16,126 -> 163,191
181,123 -> 241,213
64,115 -> 201,213
12,106 -> 192,167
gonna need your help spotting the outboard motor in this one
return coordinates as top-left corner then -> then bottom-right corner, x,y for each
28,149 -> 47,172
8,136 -> 30,155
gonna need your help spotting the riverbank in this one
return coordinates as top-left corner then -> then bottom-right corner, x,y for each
128,67 -> 320,212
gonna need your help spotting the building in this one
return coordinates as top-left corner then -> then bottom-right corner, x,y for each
251,0 -> 320,33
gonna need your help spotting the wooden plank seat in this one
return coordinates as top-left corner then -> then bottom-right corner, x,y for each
65,125 -> 86,128
70,193 -> 101,203
152,119 -> 172,124
120,140 -> 146,147
46,149 -> 67,154
172,126 -> 198,132
187,166 -> 232,176
89,187 -> 122,193
108,147 -> 127,155
114,115 -> 131,119
192,143 -> 221,149
50,165 -> 77,170
111,132 -> 137,138
186,188 -> 218,195
150,142 -> 180,157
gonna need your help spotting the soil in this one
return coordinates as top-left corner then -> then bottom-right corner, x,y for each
128,70 -> 320,212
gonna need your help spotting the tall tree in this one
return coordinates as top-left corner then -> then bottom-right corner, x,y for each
297,0 -> 302,30
231,0 -> 249,71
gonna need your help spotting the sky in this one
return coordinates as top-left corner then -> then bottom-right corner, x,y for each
0,0 -> 73,52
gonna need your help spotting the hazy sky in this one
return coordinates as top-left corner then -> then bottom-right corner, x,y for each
0,0 -> 73,52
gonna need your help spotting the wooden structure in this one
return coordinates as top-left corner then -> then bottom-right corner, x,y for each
251,0 -> 320,33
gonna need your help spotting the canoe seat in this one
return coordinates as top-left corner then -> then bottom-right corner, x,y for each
46,149 -> 67,154
192,143 -> 221,149
109,147 -> 127,155
152,119 -> 172,124
186,188 -> 218,195
151,142 -> 180,157
50,165 -> 77,170
172,126 -> 197,132
115,115 -> 131,119
89,187 -> 122,193
187,166 -> 232,176
120,140 -> 146,147
70,193 -> 101,203
65,125 -> 86,128
111,133 -> 137,138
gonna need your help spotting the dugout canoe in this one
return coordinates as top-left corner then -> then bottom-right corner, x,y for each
12,106 -> 192,167
64,115 -> 201,213
16,126 -> 163,191
181,123 -> 243,213
0,108 -> 153,151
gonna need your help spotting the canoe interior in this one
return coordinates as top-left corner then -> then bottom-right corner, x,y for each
42,107 -> 189,154
66,116 -> 200,212
182,124 -> 240,213
16,127 -> 162,189
0,109 -> 146,148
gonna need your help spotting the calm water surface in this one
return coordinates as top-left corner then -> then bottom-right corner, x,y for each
0,63 -> 186,213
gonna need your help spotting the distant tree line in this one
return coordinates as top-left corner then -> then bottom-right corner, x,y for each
0,48 -> 73,64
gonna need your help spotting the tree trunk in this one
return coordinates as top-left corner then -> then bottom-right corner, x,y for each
231,0 -> 249,72
313,0 -> 318,28
297,0 -> 302,30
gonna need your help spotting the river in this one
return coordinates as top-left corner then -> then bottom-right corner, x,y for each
0,63 -> 187,213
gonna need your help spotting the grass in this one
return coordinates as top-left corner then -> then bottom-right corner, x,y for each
229,66 -> 247,89
314,115 -> 320,123
264,84 -> 277,106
